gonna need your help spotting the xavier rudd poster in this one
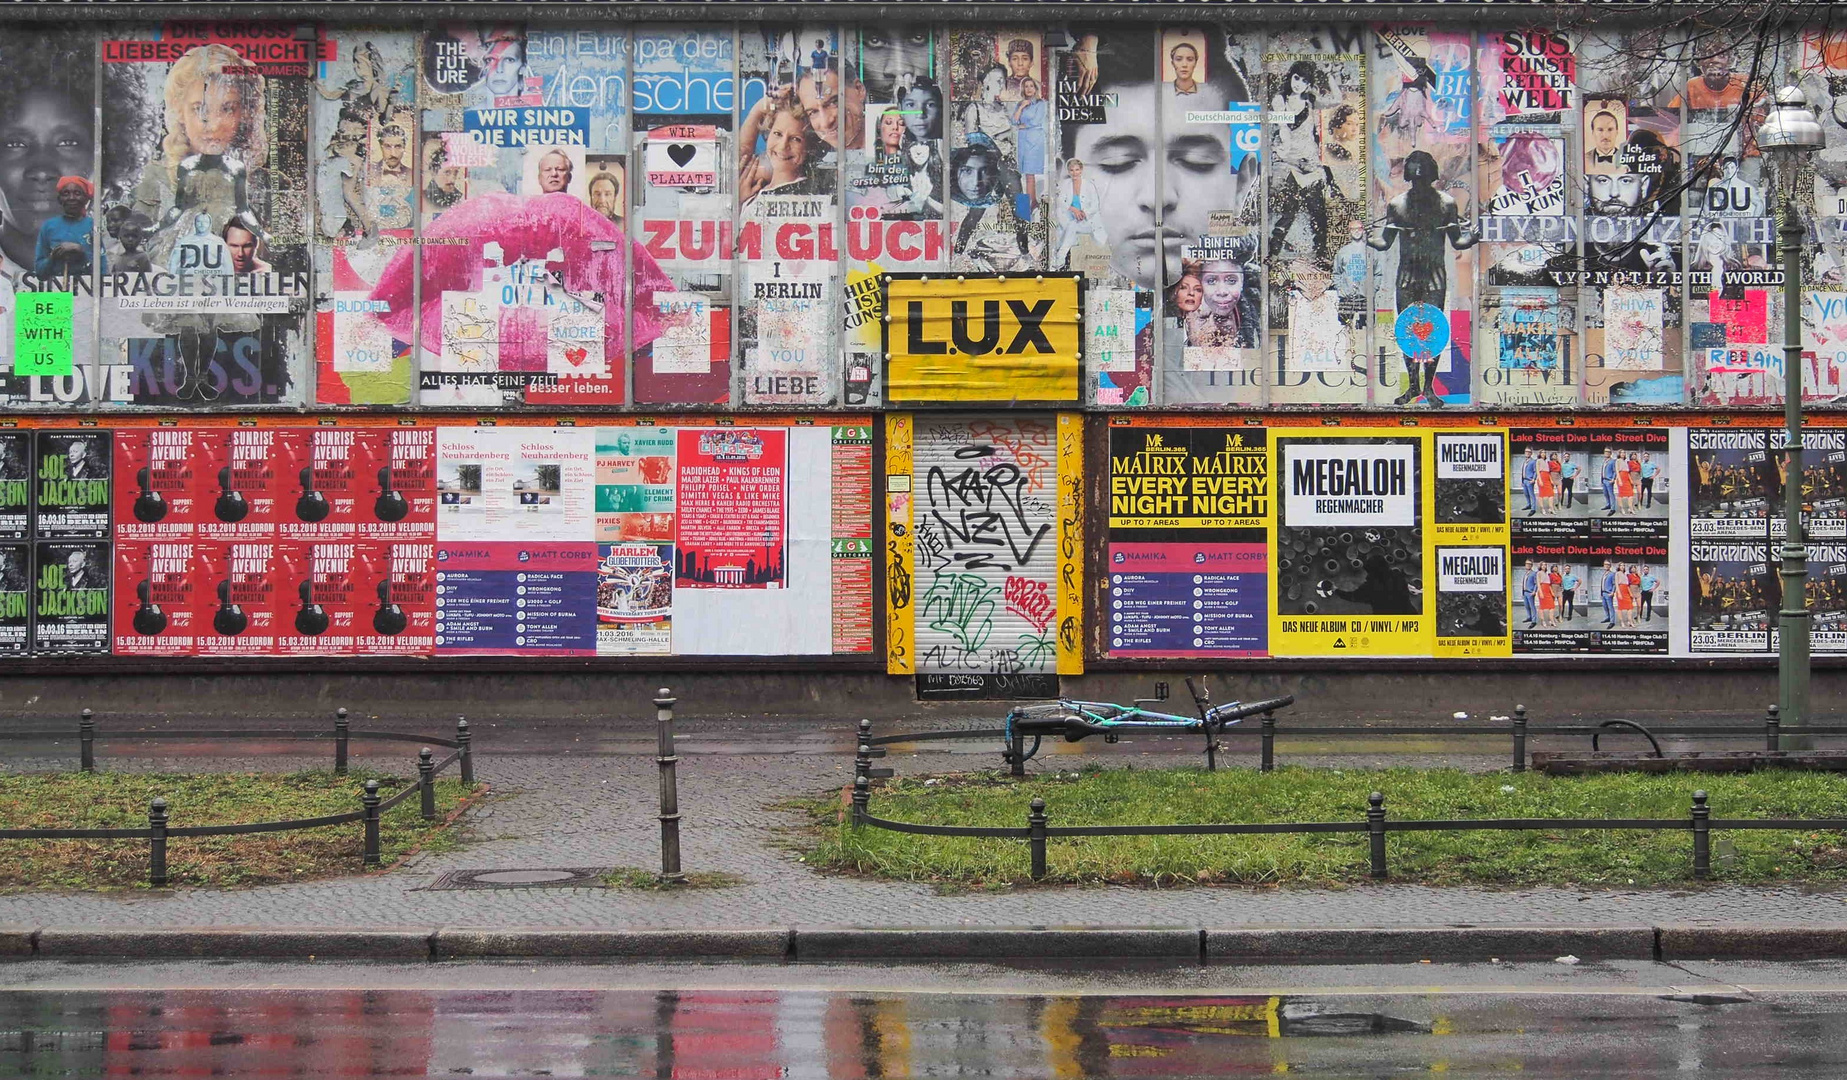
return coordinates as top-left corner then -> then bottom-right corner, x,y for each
99,24 -> 316,407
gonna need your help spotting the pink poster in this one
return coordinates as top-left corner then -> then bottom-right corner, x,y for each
675,429 -> 787,589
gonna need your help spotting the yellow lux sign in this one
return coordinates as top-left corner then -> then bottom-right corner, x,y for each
883,274 -> 1083,404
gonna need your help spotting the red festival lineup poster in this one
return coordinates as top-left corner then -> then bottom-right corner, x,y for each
675,429 -> 787,589
198,427 -> 309,541
114,428 -> 205,543
114,540 -> 203,656
194,539 -> 287,657
357,427 -> 438,541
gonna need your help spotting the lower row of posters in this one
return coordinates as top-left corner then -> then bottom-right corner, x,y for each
1104,421 -> 1847,659
0,420 -> 875,657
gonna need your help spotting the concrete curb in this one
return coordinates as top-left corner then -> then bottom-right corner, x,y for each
433,927 -> 792,960
1657,925 -> 1847,961
34,927 -> 432,960
795,927 -> 1203,961
6,924 -> 1847,963
1205,926 -> 1657,963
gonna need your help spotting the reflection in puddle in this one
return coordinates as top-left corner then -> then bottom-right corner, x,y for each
0,987 -> 1833,1077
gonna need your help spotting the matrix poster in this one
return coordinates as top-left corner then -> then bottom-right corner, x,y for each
1105,425 -> 1270,658
1269,431 -> 1431,656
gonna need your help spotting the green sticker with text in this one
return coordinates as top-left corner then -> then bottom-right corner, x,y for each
13,292 -> 73,377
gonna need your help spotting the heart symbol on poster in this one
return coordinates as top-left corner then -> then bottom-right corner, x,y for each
1410,318 -> 1434,343
667,143 -> 698,167
564,346 -> 589,367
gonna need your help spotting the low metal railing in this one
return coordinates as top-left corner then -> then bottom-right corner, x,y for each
0,708 -> 475,783
854,704 -> 1847,776
0,712 -> 478,886
847,776 -> 1847,883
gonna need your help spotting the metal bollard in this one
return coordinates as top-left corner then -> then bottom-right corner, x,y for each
1765,704 -> 1781,753
362,780 -> 381,867
1028,797 -> 1048,882
851,775 -> 870,826
1008,709 -> 1026,778
1260,711 -> 1276,773
1511,704 -> 1528,773
79,709 -> 95,773
857,717 -> 873,750
148,797 -> 169,887
418,748 -> 436,821
1692,790 -> 1711,880
855,743 -> 872,783
456,717 -> 475,785
655,687 -> 685,884
334,707 -> 350,776
1367,792 -> 1388,880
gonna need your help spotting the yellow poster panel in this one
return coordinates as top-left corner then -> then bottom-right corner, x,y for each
1055,413 -> 1084,675
1269,430 -> 1435,657
884,414 -> 915,675
883,274 -> 1082,405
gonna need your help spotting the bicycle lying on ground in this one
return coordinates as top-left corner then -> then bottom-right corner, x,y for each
1001,679 -> 1295,773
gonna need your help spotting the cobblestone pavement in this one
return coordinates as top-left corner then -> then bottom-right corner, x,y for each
1,740 -> 1844,931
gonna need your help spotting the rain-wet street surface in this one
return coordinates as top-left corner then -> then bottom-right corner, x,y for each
5,959 -> 1847,1076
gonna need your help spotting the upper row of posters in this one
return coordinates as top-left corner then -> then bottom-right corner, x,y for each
10,23 -> 1847,410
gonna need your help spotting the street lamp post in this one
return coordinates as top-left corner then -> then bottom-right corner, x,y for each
1756,87 -> 1826,744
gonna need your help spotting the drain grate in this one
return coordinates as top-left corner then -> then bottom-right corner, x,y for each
429,867 -> 613,890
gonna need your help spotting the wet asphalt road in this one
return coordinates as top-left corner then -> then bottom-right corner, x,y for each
5,960 -> 1847,1077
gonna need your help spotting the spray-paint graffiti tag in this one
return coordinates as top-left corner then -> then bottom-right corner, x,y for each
913,416 -> 1061,684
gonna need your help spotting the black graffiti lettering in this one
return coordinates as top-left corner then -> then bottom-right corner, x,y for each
925,459 -> 1051,572
1005,299 -> 1056,353
887,538 -> 912,609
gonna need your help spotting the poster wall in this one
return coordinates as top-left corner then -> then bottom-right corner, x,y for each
0,416 -> 872,659
5,23 -> 1847,410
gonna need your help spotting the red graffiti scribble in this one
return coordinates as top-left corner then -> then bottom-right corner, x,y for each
1004,575 -> 1054,634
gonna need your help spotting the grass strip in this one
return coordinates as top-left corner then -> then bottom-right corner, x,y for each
0,769 -> 478,890
794,766 -> 1847,889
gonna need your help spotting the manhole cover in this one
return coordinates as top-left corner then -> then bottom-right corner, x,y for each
429,867 -> 611,890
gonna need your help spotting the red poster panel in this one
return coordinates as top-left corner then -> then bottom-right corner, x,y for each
360,540 -> 435,655
675,429 -> 787,589
358,428 -> 438,540
113,540 -> 203,656
199,427 -> 310,542
281,429 -> 368,540
113,428 -> 205,542
274,540 -> 376,654
194,539 -> 287,657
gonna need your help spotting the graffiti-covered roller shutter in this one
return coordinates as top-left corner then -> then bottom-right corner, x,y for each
911,415 -> 1063,699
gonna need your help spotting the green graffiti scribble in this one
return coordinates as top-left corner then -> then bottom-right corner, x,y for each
922,572 -> 997,654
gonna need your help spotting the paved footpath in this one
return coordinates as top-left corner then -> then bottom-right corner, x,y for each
0,728 -> 1844,934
